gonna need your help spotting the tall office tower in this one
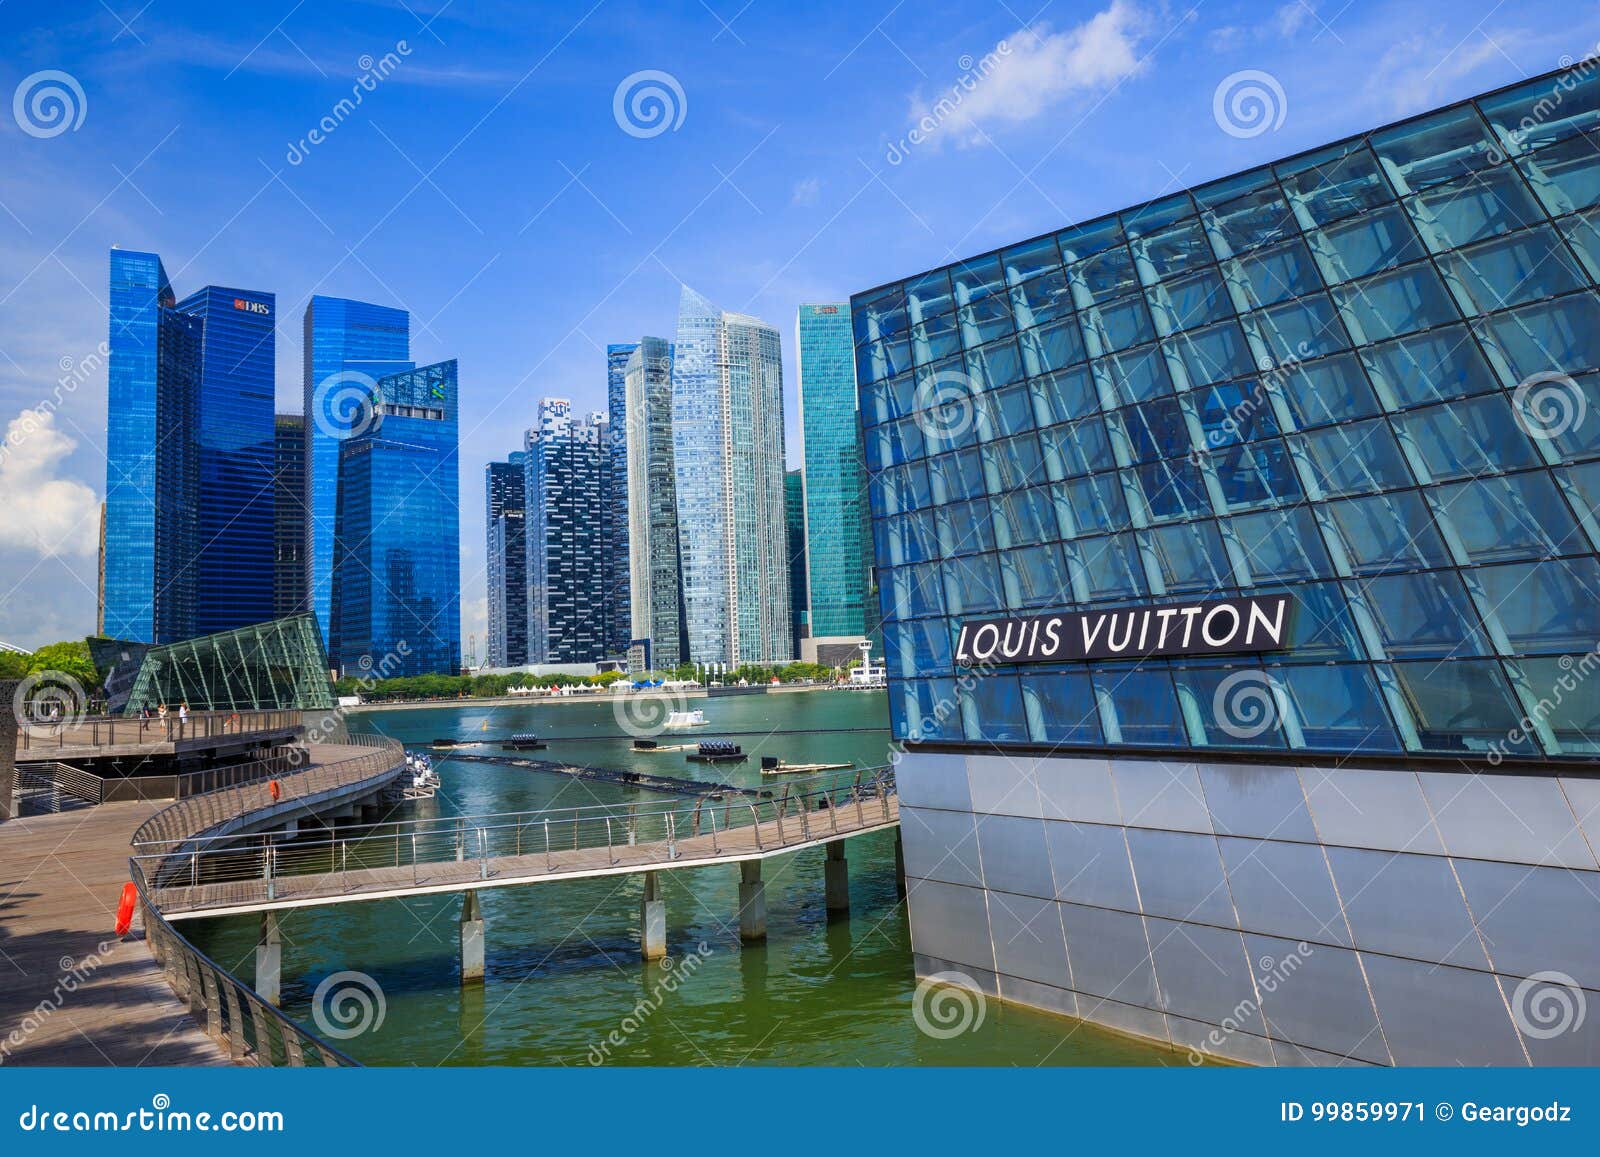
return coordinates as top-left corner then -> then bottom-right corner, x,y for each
332,360 -> 460,677
173,286 -> 277,635
485,453 -> 528,667
785,469 -> 808,660
670,286 -> 791,668
523,399 -> 613,663
605,343 -> 638,658
104,249 -> 275,643
303,296 -> 413,651
797,303 -> 873,661
624,337 -> 683,671
273,414 -> 308,617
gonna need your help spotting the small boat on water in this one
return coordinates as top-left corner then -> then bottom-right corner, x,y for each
663,709 -> 709,729
431,737 -> 466,748
501,733 -> 547,751
759,756 -> 854,776
401,752 -> 441,798
687,740 -> 746,764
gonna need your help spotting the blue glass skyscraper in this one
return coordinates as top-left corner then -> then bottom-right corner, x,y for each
303,296 -> 412,650
332,360 -> 461,676
104,249 -> 274,643
605,343 -> 638,658
524,399 -> 613,663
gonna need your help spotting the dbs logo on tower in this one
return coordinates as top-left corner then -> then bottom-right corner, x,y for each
232,298 -> 270,316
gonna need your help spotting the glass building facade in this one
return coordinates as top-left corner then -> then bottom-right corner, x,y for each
485,453 -> 528,667
123,613 -> 336,713
671,286 -> 792,666
303,296 -> 413,651
624,337 -> 685,671
605,343 -> 638,658
524,399 -> 614,663
853,69 -> 1600,764
797,302 -> 874,645
104,251 -> 275,643
273,414 -> 308,618
332,360 -> 461,677
786,468 -> 809,658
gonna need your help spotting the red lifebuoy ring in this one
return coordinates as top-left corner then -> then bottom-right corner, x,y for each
268,779 -> 281,802
114,881 -> 137,936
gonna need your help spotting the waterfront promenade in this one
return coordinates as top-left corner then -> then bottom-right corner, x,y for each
0,801 -> 227,1066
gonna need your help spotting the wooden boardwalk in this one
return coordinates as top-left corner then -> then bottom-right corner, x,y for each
149,797 -> 901,920
0,802 -> 227,1066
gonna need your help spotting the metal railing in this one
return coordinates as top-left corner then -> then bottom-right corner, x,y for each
128,736 -> 407,1068
17,709 -> 301,753
15,761 -> 103,812
134,765 -> 897,912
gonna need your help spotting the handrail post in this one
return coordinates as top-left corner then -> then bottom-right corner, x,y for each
478,828 -> 489,879
605,816 -> 617,865
749,803 -> 763,851
544,818 -> 553,871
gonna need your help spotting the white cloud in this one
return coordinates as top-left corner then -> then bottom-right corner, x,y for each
1276,2 -> 1316,38
1370,29 -> 1530,113
791,177 -> 821,207
910,2 -> 1155,147
0,408 -> 100,559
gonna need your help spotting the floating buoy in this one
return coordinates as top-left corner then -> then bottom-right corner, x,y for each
114,881 -> 137,936
268,779 -> 281,802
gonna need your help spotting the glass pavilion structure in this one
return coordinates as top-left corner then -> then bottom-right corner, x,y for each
852,66 -> 1600,1067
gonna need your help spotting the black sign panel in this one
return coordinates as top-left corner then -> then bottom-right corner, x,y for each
954,594 -> 1295,666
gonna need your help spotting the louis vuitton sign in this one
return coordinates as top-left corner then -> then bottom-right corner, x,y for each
954,594 -> 1295,666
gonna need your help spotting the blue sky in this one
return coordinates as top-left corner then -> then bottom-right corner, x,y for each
1,0 -> 1598,650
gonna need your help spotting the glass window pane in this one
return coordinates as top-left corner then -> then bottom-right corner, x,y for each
905,269 -> 954,319
1023,671 -> 1104,745
1360,324 -> 1500,408
943,553 -> 1003,613
937,500 -> 995,556
1275,664 -> 1402,751
1135,217 -> 1213,281
1353,571 -> 1491,658
1333,263 -> 1459,341
1130,458 -> 1213,521
1195,380 -> 1279,447
1075,245 -> 1139,303
1440,225 -> 1588,313
1250,293 -> 1351,361
981,433 -> 1043,493
927,448 -> 985,502
1390,659 -> 1534,754
1076,533 -> 1146,598
1371,105 -> 1499,192
1084,295 -> 1155,353
1040,417 -> 1114,479
960,293 -> 1015,346
1010,267 -> 1073,328
1260,580 -> 1366,660
991,487 -> 1052,549
1212,440 -> 1304,512
1056,216 -> 1126,264
1022,315 -> 1088,377
854,285 -> 906,345
1404,165 -> 1546,248
1228,506 -> 1334,580
1505,657 -> 1600,754
1003,542 -> 1071,609
1002,235 -> 1063,284
960,673 -> 1030,744
1058,473 -> 1130,536
966,338 -> 1024,392
1478,294 -> 1600,380
1310,204 -> 1428,283
1278,143 -> 1394,225
1204,186 -> 1298,256
1298,418 -> 1415,497
1146,520 -> 1233,593
884,561 -> 944,620
891,675 -> 959,741
1479,71 -> 1600,155
1476,558 -> 1600,653
1093,666 -> 1187,746
1096,343 -> 1173,404
1326,490 -> 1452,573
1520,133 -> 1600,215
1114,397 -> 1190,463
1558,206 -> 1600,282
1234,238 -> 1321,308
1168,319 -> 1255,387
1174,663 -> 1288,749
1437,472 -> 1586,563
1275,353 -> 1381,428
910,309 -> 962,366
1391,394 -> 1541,482
1029,365 -> 1097,426
1148,267 -> 1233,335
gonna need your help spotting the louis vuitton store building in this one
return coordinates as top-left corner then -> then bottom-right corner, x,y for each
852,65 -> 1600,1065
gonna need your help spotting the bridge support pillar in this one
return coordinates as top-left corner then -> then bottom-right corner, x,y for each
0,679 -> 17,823
825,840 -> 849,917
894,830 -> 907,900
255,913 -> 282,1006
640,871 -> 666,960
738,860 -> 766,942
460,891 -> 485,984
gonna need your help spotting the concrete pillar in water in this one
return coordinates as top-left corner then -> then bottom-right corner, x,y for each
255,913 -> 282,1006
738,860 -> 766,942
894,830 -> 907,900
460,891 -> 485,984
825,840 -> 850,916
640,871 -> 666,960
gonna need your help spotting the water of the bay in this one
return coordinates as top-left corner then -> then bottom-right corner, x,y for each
185,690 -> 1189,1066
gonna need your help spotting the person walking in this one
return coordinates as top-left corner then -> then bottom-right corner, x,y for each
178,702 -> 189,739
157,703 -> 169,740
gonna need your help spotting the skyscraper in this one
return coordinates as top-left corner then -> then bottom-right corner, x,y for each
624,337 -> 683,671
303,296 -> 413,650
332,360 -> 460,677
797,303 -> 873,660
273,413 -> 308,618
605,343 -> 638,659
104,249 -> 275,643
485,453 -> 527,667
785,469 -> 808,660
524,399 -> 613,663
670,286 -> 791,667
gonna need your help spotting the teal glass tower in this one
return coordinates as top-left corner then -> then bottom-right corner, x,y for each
303,296 -> 413,651
332,360 -> 460,676
797,303 -> 872,649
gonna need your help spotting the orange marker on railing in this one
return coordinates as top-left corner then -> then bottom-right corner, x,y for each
268,779 -> 281,802
114,881 -> 137,936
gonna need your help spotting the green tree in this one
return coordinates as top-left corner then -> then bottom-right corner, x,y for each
27,641 -> 99,690
0,650 -> 30,680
